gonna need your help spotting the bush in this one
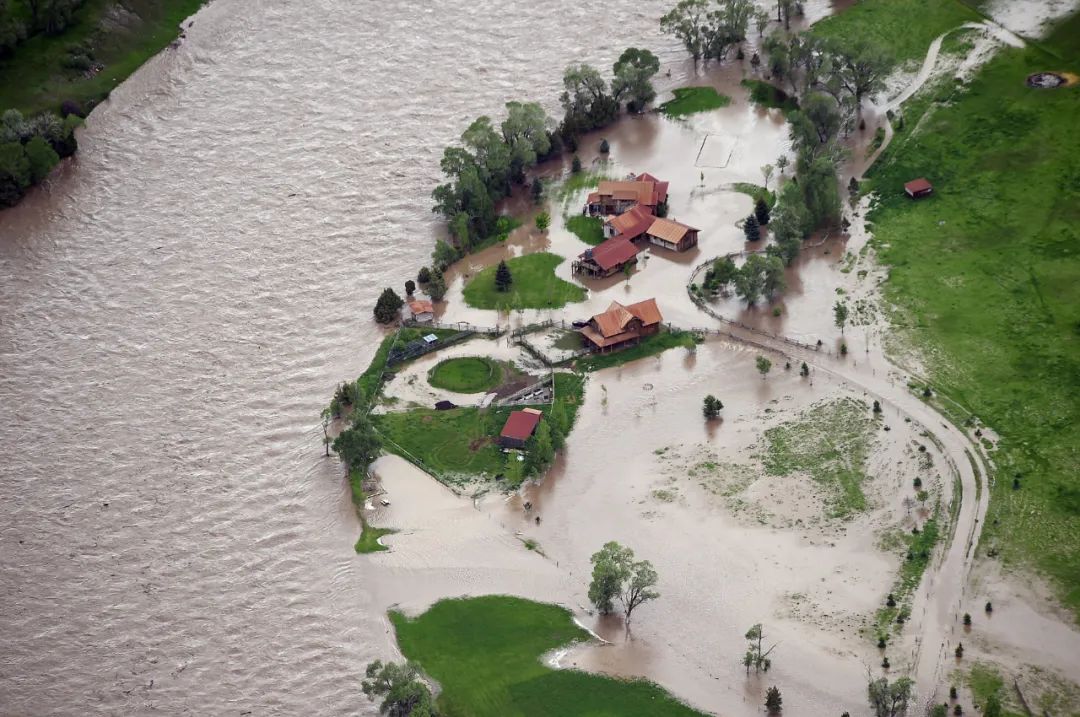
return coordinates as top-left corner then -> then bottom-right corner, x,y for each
373,287 -> 404,324
703,395 -> 723,419
427,269 -> 447,301
417,266 -> 432,284
404,279 -> 416,295
24,136 -> 59,183
60,100 -> 84,118
62,53 -> 92,71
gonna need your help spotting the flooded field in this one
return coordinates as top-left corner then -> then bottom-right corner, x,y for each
3,0 -> 1079,714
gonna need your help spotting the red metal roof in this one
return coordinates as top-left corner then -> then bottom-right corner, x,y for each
500,410 -> 542,441
582,237 -> 639,272
904,178 -> 933,193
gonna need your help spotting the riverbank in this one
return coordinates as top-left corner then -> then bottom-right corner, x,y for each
0,0 -> 205,115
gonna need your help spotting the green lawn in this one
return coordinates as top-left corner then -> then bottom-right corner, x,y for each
762,397 -> 875,519
740,79 -> 799,114
865,16 -> 1080,616
428,356 -> 503,393
0,0 -> 206,115
390,596 -> 707,717
811,0 -> 981,66
463,253 -> 586,310
574,330 -> 696,372
374,373 -> 585,486
565,215 -> 605,246
658,86 -> 731,117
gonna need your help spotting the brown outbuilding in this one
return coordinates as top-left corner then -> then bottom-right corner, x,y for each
904,178 -> 933,199
499,408 -> 543,449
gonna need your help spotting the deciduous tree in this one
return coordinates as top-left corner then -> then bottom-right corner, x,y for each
361,660 -> 438,717
755,355 -> 772,379
612,47 -> 661,112
867,676 -> 913,717
833,301 -> 849,334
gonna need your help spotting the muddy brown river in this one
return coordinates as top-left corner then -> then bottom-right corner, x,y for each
10,0 -> 1077,715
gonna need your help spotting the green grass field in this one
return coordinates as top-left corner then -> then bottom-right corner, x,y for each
658,86 -> 731,117
865,16 -> 1080,616
428,356 -> 503,393
565,215 -> 605,245
463,253 -> 586,310
811,0 -> 981,66
762,397 -> 875,519
0,0 -> 206,115
348,467 -> 394,553
573,330 -> 696,372
390,596 -> 707,717
374,373 -> 585,486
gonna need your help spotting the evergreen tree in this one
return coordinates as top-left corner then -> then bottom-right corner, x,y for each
405,279 -> 416,295
530,177 -> 543,203
495,260 -> 513,292
765,686 -> 783,714
373,287 -> 404,324
417,266 -> 432,284
755,197 -> 771,225
571,155 -> 582,173
744,213 -> 761,241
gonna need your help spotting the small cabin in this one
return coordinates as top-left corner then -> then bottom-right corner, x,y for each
408,300 -> 434,323
904,178 -> 933,199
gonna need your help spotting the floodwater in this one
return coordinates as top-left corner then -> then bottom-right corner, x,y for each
4,0 -> 1079,715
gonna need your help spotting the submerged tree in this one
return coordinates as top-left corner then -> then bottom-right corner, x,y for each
374,287 -> 405,324
333,413 -> 381,474
612,47 -> 661,112
361,660 -> 438,717
834,301 -> 849,334
427,269 -> 448,302
743,623 -> 777,674
660,0 -> 710,61
744,212 -> 761,241
755,356 -> 773,380
765,685 -> 783,714
703,394 -> 724,419
867,676 -> 913,717
755,197 -> 771,225
588,541 -> 659,624
535,211 -> 550,232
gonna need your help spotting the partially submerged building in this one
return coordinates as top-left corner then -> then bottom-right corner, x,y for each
408,299 -> 434,322
644,217 -> 699,252
585,173 -> 669,216
572,236 -> 640,278
578,298 -> 663,353
499,408 -> 543,449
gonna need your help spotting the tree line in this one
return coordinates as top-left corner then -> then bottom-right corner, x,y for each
0,0 -> 86,57
427,48 -> 662,275
0,107 -> 80,207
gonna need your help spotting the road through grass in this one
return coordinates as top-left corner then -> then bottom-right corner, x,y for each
391,596 -> 707,717
866,15 -> 1080,616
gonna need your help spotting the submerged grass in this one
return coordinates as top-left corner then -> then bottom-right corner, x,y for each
810,0 -> 981,66
390,596 -> 707,717
658,86 -> 731,117
763,397 -> 875,519
0,0 -> 206,114
740,79 -> 798,114
865,16 -> 1080,617
565,215 -> 605,246
554,169 -> 612,205
874,513 -> 941,640
462,253 -> 586,310
573,330 -> 696,372
348,468 -> 395,554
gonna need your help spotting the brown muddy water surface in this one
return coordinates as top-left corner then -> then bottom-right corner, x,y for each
5,0 -> 1079,715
